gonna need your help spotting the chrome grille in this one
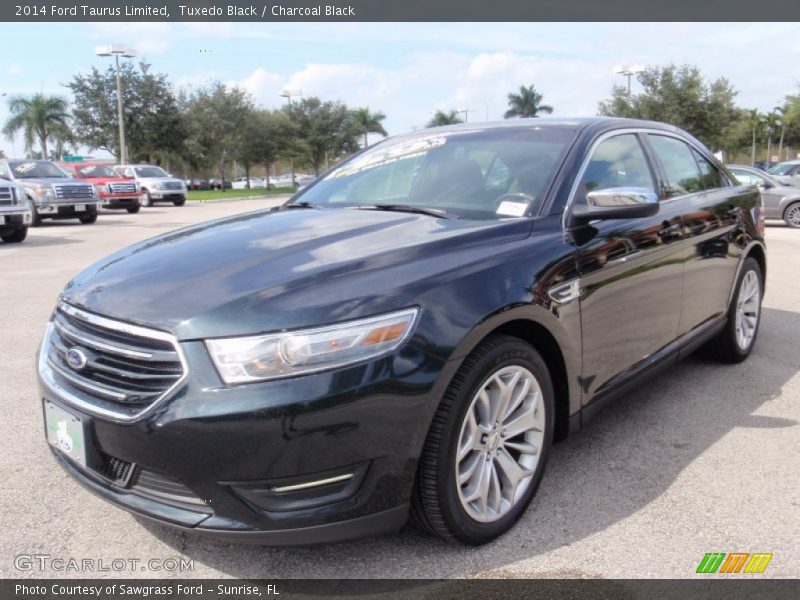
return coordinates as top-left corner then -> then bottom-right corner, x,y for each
45,303 -> 185,415
131,468 -> 210,512
54,184 -> 95,200
0,186 -> 14,206
107,182 -> 137,194
161,181 -> 183,191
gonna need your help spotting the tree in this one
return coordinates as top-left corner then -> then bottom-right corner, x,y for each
183,82 -> 254,183
598,64 -> 740,152
233,109 -> 296,185
67,61 -> 185,163
504,84 -> 553,119
426,110 -> 463,128
283,97 -> 361,175
2,93 -> 71,160
745,109 -> 764,166
774,106 -> 787,163
351,107 -> 388,148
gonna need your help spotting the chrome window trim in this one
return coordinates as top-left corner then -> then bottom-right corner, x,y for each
38,302 -> 189,423
562,128 -> 729,229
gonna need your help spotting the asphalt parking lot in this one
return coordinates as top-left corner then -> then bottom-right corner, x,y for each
1,200 -> 798,579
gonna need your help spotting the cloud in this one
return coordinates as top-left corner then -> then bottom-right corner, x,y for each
7,64 -> 24,76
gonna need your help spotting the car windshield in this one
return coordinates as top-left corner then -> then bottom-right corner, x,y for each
768,163 -> 795,175
292,126 -> 575,220
133,166 -> 169,177
9,160 -> 69,179
76,165 -> 118,178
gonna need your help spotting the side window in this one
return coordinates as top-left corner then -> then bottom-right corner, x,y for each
692,149 -> 725,190
648,135 -> 703,197
579,134 -> 655,200
730,170 -> 764,186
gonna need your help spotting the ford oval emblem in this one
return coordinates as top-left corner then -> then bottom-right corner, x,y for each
66,348 -> 88,371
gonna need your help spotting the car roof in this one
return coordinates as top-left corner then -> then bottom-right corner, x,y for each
410,116 -> 686,135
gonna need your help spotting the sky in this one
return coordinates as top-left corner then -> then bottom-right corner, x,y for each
1,22 -> 799,158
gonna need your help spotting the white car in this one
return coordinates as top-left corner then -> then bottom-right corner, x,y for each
231,177 -> 270,190
114,164 -> 186,207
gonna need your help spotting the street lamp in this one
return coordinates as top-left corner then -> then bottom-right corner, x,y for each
456,107 -> 474,123
613,64 -> 646,94
95,44 -> 136,164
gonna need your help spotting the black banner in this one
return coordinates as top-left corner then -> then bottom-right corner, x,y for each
3,0 -> 800,22
2,580 -> 800,600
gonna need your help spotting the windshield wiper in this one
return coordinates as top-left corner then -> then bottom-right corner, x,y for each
357,204 -> 453,219
276,201 -> 322,211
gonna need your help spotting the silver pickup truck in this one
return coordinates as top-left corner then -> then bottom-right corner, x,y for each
0,159 -> 102,226
0,179 -> 31,243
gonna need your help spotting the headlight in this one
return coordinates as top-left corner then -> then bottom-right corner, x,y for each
32,185 -> 55,200
206,308 -> 419,384
152,182 -> 163,190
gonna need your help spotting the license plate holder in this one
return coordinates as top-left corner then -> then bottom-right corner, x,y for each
44,400 -> 87,468
73,204 -> 85,211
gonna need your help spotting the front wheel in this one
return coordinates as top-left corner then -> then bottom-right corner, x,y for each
784,202 -> 800,229
1,227 -> 27,243
173,197 -> 186,207
126,203 -> 141,214
27,198 -> 41,227
141,191 -> 152,207
411,335 -> 554,544
79,212 -> 98,224
706,257 -> 763,363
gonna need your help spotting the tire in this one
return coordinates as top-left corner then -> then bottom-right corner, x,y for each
173,197 -> 186,207
141,191 -> 152,207
706,257 -> 763,363
126,203 -> 141,214
27,198 -> 41,227
784,202 -> 800,228
410,335 -> 555,544
79,212 -> 98,224
1,227 -> 27,243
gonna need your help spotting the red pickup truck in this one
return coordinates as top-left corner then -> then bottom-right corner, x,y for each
58,162 -> 141,213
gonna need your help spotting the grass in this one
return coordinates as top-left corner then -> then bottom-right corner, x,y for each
187,187 -> 295,202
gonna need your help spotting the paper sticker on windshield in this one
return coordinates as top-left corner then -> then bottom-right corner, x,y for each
14,162 -> 36,174
496,201 -> 528,217
79,166 -> 96,175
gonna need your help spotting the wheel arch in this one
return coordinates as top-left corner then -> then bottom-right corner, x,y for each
745,241 -> 767,292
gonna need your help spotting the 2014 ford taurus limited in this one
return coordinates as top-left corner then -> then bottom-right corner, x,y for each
38,119 -> 766,546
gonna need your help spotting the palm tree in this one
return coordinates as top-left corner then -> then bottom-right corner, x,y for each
426,110 -> 463,128
352,107 -> 388,148
2,93 -> 71,160
746,109 -> 763,167
504,85 -> 553,119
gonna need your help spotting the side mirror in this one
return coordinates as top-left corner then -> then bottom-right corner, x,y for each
571,187 -> 659,224
761,181 -> 774,189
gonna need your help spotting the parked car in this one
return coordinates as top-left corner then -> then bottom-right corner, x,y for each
185,178 -> 211,191
114,164 -> 186,207
38,119 -> 765,546
0,179 -> 31,243
231,177 -> 272,190
269,173 -> 314,188
767,160 -> 800,187
728,164 -> 800,228
0,159 -> 101,225
208,177 -> 232,190
59,162 -> 141,214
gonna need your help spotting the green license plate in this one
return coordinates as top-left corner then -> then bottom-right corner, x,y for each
44,400 -> 87,468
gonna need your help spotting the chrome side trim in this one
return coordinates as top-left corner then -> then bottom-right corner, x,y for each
271,473 -> 354,494
38,303 -> 189,423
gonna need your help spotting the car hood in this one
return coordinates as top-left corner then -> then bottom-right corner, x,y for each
61,208 -> 532,339
18,177 -> 87,187
79,176 -> 132,185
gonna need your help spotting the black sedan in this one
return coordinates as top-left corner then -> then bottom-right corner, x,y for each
38,118 -> 765,545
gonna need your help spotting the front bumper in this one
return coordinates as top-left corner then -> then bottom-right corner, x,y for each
99,194 -> 139,208
38,322 -> 444,544
1,208 -> 32,227
149,190 -> 185,200
36,201 -> 101,215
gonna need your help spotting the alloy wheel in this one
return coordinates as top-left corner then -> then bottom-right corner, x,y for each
787,204 -> 800,227
735,270 -> 760,350
455,365 -> 545,523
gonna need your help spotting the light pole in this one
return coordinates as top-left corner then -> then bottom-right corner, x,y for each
95,44 -> 136,163
456,107 -> 474,123
613,64 -> 646,94
279,90 -> 302,181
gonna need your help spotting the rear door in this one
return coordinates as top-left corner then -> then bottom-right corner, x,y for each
645,134 -> 744,336
571,132 -> 685,400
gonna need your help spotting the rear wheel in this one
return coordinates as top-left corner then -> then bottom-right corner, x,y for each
1,227 -> 27,243
411,335 -> 554,544
706,257 -> 763,363
784,202 -> 800,228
